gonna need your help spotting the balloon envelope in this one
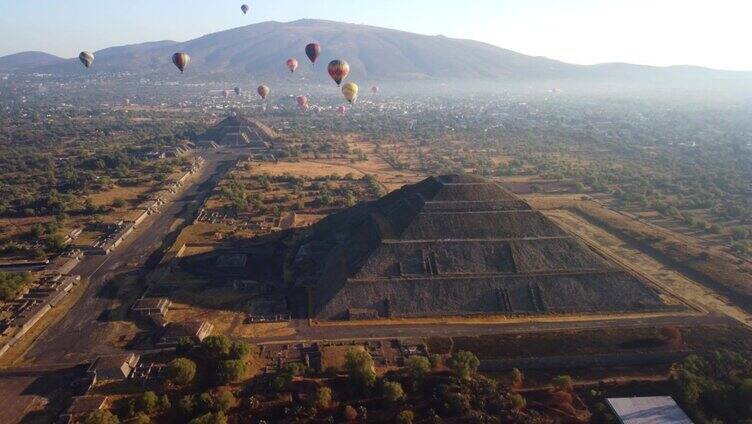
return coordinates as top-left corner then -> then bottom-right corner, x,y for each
257,85 -> 270,99
337,105 -> 348,115
234,87 -> 241,96
241,4 -> 249,14
172,52 -> 190,73
341,82 -> 359,104
79,51 -> 94,68
305,43 -> 321,64
296,95 -> 309,109
372,86 -> 379,94
286,58 -> 299,73
328,60 -> 350,86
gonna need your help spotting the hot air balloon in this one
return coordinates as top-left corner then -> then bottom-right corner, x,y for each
372,85 -> 379,94
234,86 -> 242,96
296,96 -> 309,109
305,43 -> 321,65
79,51 -> 94,68
172,52 -> 190,73
341,82 -> 359,104
286,58 -> 299,73
257,85 -> 270,100
328,60 -> 350,86
241,4 -> 249,14
223,90 -> 231,99
337,105 -> 348,115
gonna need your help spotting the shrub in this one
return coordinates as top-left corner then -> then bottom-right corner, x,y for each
447,350 -> 480,380
213,390 -> 236,413
314,386 -> 332,409
397,410 -> 415,424
189,412 -> 227,424
405,356 -> 431,381
164,358 -> 196,386
552,375 -> 574,392
83,410 -> 119,424
202,335 -> 232,359
510,393 -> 526,411
216,360 -> 247,384
344,349 -> 376,391
137,391 -> 159,414
342,405 -> 358,421
382,381 -> 406,404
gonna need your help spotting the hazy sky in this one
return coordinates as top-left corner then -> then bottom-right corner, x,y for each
1,0 -> 751,70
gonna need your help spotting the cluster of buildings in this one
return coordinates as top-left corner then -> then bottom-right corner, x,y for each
0,253 -> 82,358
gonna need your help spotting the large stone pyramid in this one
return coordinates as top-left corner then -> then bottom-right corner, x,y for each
292,175 -> 672,320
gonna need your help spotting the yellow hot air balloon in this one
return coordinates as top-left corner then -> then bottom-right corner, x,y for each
341,82 -> 359,104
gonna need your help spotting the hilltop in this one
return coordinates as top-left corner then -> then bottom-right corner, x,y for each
2,19 -> 750,83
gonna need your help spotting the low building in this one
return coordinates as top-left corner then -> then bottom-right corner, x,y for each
157,320 -> 214,346
131,298 -> 171,319
607,396 -> 693,424
88,353 -> 140,381
62,395 -> 108,423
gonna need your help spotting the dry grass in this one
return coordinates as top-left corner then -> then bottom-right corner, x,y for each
87,185 -> 153,208
167,303 -> 295,339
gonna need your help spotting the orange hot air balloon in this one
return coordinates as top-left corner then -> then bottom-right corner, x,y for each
172,52 -> 190,73
286,58 -> 299,73
328,60 -> 350,86
257,85 -> 270,100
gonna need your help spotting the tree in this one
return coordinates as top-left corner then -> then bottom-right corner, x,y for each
229,341 -> 252,359
314,386 -> 332,409
397,410 -> 415,424
213,390 -> 236,413
342,405 -> 358,421
447,350 -> 480,380
428,354 -> 441,370
216,359 -> 247,384
511,368 -> 524,389
405,356 -> 431,381
661,326 -> 683,348
158,394 -> 171,411
133,413 -> 150,424
138,391 -> 159,414
178,395 -> 195,417
112,198 -> 126,208
164,357 -> 196,386
382,381 -> 406,404
189,412 -> 227,424
83,410 -> 119,424
510,393 -> 526,411
202,335 -> 232,359
552,375 -> 574,392
344,349 -> 376,391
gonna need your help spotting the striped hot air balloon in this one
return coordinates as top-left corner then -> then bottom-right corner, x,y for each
78,51 -> 94,68
286,58 -> 299,73
341,82 -> 359,104
328,60 -> 350,86
172,52 -> 190,73
305,43 -> 321,65
257,85 -> 270,100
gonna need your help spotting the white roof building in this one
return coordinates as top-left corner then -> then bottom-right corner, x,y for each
607,396 -> 693,424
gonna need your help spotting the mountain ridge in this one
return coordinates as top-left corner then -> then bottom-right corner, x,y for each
1,19 -> 749,81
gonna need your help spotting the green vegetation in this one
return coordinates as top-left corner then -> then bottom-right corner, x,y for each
0,272 -> 32,301
344,348 -> 377,392
673,351 -> 752,423
163,357 -> 196,386
447,350 -> 480,380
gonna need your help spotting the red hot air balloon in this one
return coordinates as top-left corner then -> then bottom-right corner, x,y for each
172,52 -> 190,73
296,96 -> 309,110
286,58 -> 299,73
337,105 -> 347,115
327,60 -> 350,86
305,43 -> 321,65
